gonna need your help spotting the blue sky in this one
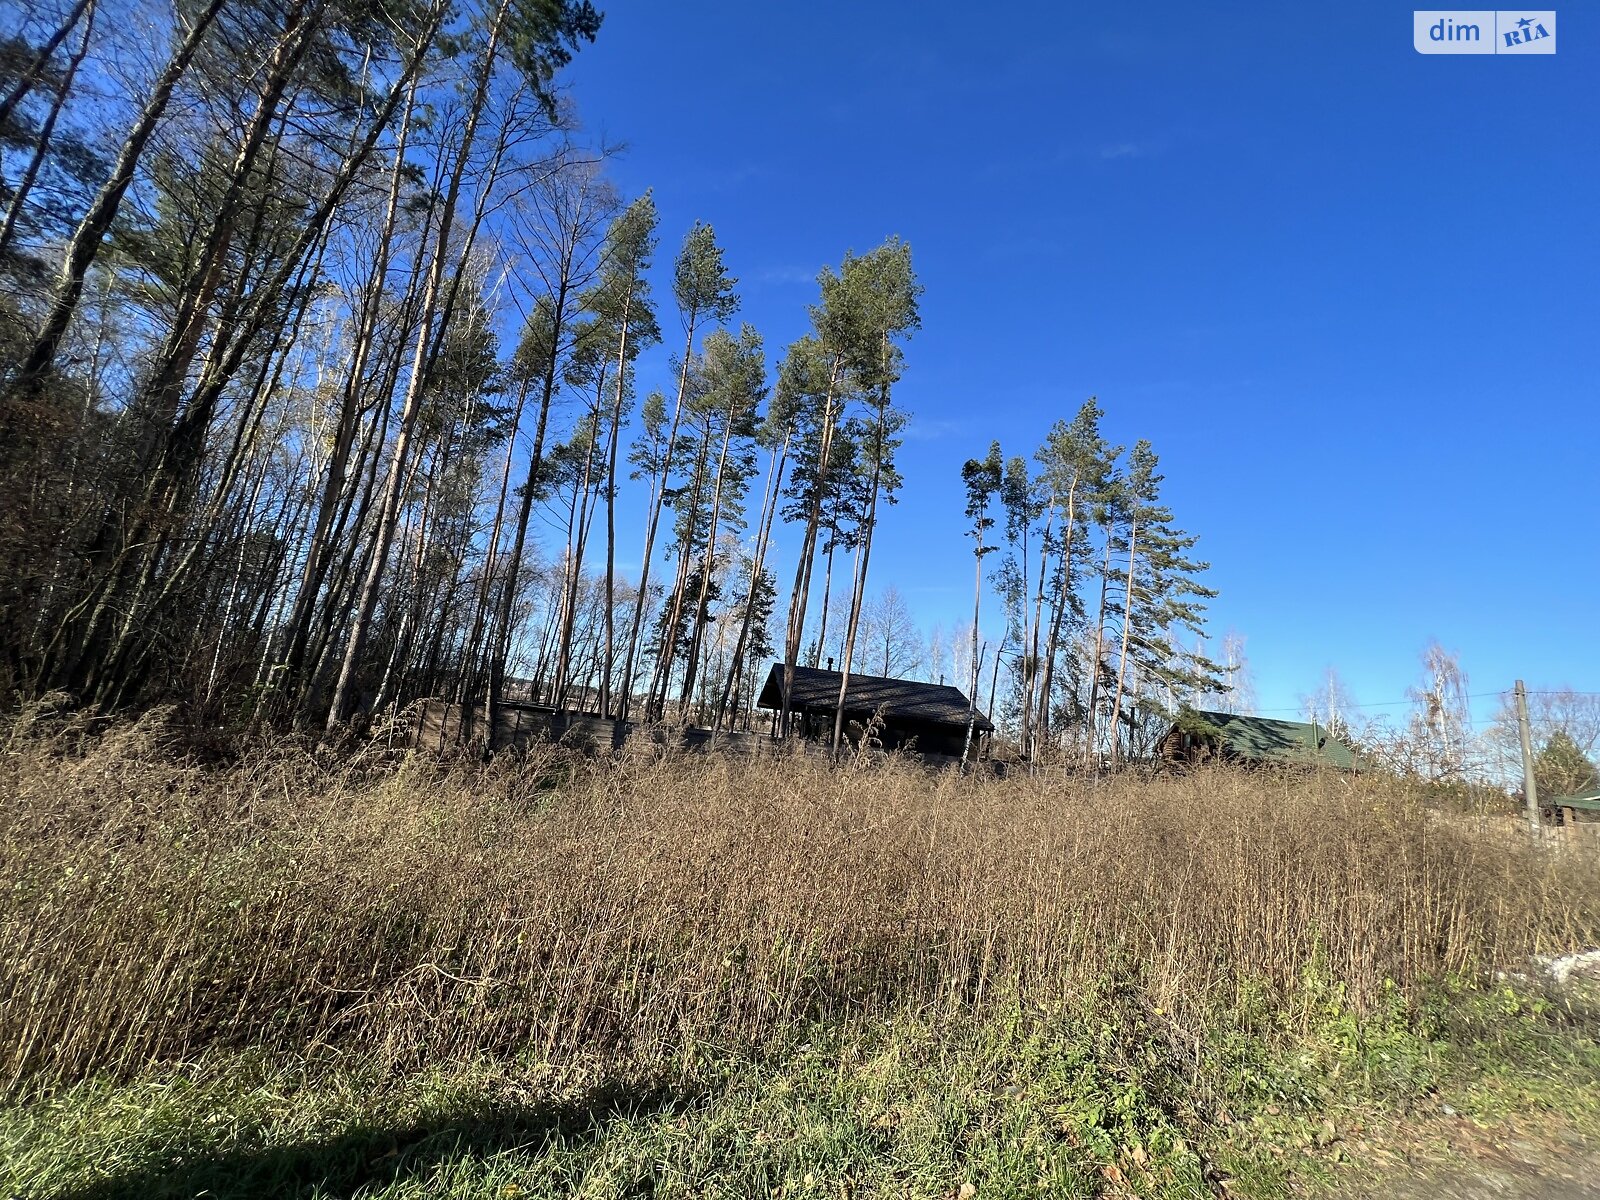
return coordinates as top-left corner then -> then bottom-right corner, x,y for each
562,1 -> 1598,724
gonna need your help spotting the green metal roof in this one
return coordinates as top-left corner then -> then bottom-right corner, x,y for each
1185,710 -> 1365,771
1551,789 -> 1600,809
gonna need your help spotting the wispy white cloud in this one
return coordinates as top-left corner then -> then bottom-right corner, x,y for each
979,133 -> 1173,182
1099,136 -> 1174,160
902,416 -> 970,442
753,265 -> 819,286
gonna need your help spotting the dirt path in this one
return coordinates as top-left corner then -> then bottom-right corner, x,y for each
1330,1119 -> 1600,1199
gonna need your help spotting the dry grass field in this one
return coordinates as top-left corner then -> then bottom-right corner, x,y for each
3,707 -> 1599,1198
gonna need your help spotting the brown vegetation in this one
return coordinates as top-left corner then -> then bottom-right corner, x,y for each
3,712 -> 1597,1091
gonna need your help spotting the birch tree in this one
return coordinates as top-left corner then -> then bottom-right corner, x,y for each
485,152 -> 614,727
328,0 -> 522,728
859,586 -> 923,679
1403,640 -> 1473,781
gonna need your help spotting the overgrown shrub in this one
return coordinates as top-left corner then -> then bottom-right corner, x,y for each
2,717 -> 1595,1090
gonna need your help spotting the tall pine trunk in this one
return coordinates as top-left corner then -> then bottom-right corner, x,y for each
1036,479 -> 1078,754
327,0 -> 507,727
960,532 -> 985,769
552,395 -> 605,709
599,289 -> 634,717
1022,497 -> 1055,762
648,413 -> 712,719
831,377 -> 893,751
617,315 -> 701,721
455,376 -> 529,710
778,357 -> 843,734
1083,534 -> 1114,768
679,406 -> 739,714
1107,519 -> 1140,762
715,429 -> 789,730
830,466 -> 882,752
283,74 -> 418,699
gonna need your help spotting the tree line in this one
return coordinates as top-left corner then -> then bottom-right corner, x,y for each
1295,648 -> 1600,795
3,0 -> 1254,760
945,403 -> 1225,764
0,0 -> 946,738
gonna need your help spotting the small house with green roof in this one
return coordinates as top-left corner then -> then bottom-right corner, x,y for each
1160,709 -> 1365,771
1546,788 -> 1600,825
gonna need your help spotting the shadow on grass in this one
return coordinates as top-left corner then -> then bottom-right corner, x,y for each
60,1080 -> 693,1200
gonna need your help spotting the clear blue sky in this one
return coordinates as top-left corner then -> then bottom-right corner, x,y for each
562,1 -> 1598,724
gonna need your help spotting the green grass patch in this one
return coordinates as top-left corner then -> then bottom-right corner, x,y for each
7,976 -> 1599,1200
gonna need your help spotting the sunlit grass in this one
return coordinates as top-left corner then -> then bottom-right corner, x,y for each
2,709 -> 1597,1196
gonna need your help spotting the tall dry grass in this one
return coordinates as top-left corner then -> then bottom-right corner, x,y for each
2,710 -> 1596,1089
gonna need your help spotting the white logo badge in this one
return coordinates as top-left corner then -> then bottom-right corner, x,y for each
1414,10 -> 1555,53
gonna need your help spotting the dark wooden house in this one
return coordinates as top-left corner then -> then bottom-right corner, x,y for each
1159,709 -> 1364,771
757,664 -> 993,757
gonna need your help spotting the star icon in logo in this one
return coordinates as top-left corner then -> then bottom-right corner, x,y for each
1517,15 -> 1534,29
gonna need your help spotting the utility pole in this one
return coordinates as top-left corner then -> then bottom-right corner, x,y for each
1515,680 -> 1540,837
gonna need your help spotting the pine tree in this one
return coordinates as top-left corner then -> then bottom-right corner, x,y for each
712,343 -> 808,731
1105,440 -> 1220,761
1535,730 -> 1599,799
774,239 -> 919,740
672,324 -> 766,719
997,452 -> 1039,753
821,239 -> 920,747
486,158 -> 616,727
619,221 -> 738,721
588,193 -> 660,716
1033,400 -> 1115,759
959,441 -> 1003,766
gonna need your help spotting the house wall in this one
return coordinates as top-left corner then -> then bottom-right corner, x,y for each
1158,727 -> 1219,767
412,700 -> 770,756
787,709 -> 975,757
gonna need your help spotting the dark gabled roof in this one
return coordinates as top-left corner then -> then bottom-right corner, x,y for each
1180,709 -> 1364,771
757,664 -> 994,733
